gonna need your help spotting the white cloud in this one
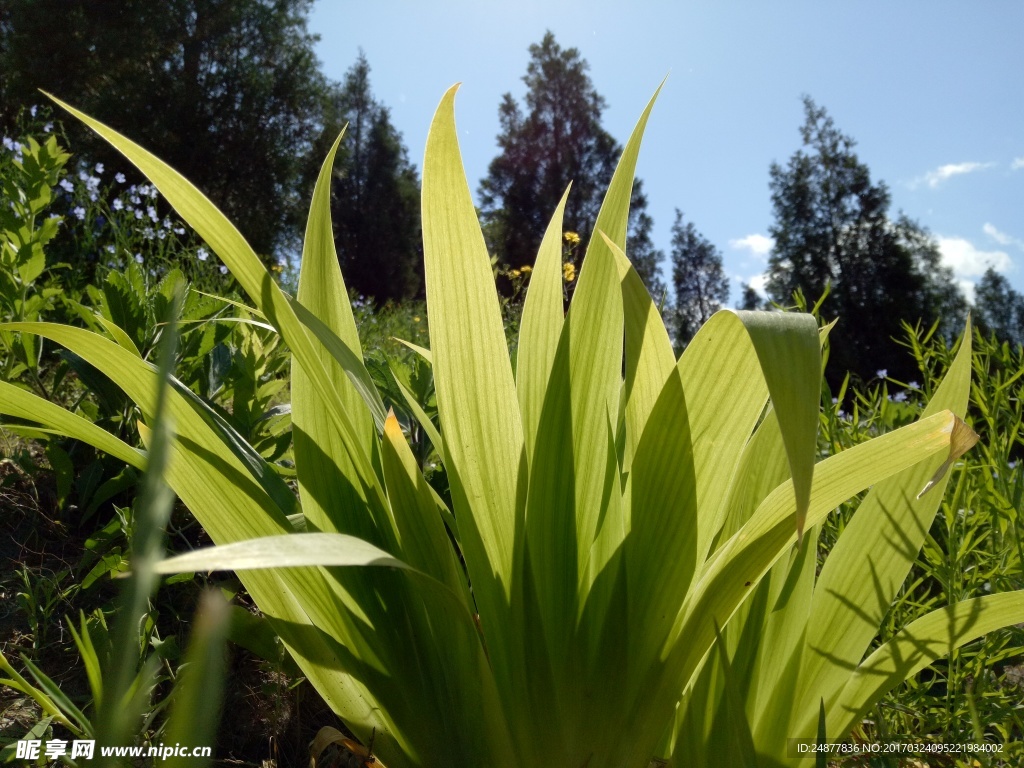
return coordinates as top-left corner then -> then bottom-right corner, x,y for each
1011,157 -> 1024,171
936,236 -> 1012,277
957,279 -> 976,305
983,222 -> 1012,246
729,234 -> 774,258
744,273 -> 769,296
982,222 -> 1024,250
914,161 -> 994,189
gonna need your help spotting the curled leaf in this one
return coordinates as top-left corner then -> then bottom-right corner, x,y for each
916,415 -> 979,499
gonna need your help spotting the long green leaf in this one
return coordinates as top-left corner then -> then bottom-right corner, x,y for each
794,322 -> 973,730
517,185 -> 569,462
421,84 -> 524,674
621,410 -> 959,767
47,93 -> 385,530
153,532 -> 412,574
832,591 -> 1024,740
0,379 -> 144,470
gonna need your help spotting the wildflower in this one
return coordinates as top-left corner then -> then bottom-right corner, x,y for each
30,105 -> 37,117
173,227 -> 186,235
564,231 -> 581,245
908,380 -> 919,389
893,391 -> 907,403
147,206 -> 158,222
413,316 -> 421,323
563,262 -> 576,282
73,206 -> 86,220
197,247 -> 209,261
112,198 -> 123,211
510,269 -> 521,278
519,265 -> 532,273
115,172 -> 126,184
135,253 -> 143,264
219,265 -> 228,274
59,179 -> 74,193
79,170 -> 90,182
42,122 -> 53,133
105,245 -> 115,254
94,162 -> 104,174
134,209 -> 144,220
270,263 -> 283,273
876,369 -> 887,379
2,136 -> 14,151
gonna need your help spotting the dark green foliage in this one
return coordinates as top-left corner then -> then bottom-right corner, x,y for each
766,97 -> 967,385
0,0 -> 330,259
974,267 -> 1024,345
478,31 -> 664,293
739,283 -> 763,311
324,53 -> 422,302
670,210 -> 729,349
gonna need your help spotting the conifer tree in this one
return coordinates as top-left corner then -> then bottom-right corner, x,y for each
326,52 -> 421,302
670,210 -> 729,349
766,96 -> 965,383
479,31 -> 663,294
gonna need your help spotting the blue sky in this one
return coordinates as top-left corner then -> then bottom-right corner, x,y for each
308,1 -> 1023,305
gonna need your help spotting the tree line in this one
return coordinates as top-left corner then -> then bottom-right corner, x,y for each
3,4 -> 1021,381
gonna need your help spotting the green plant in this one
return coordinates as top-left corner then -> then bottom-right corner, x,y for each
2,85 -> 1023,768
1,294 -> 228,767
0,123 -> 70,391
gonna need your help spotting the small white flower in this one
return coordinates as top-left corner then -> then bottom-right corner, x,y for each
73,206 -> 86,220
30,105 -> 37,117
134,209 -> 144,219
59,179 -> 74,193
115,172 -> 126,184
876,369 -> 887,379
112,198 -> 123,211
105,245 -> 115,253
43,122 -> 53,133
173,227 -> 185,235
893,391 -> 907,403
147,206 -> 158,222
94,162 -> 104,174
908,381 -> 919,389
79,170 -> 89,181
219,265 -> 228,274
197,247 -> 209,261
2,136 -> 14,150
135,253 -> 144,264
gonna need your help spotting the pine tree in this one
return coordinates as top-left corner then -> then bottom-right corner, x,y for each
739,283 -> 763,311
766,96 -> 966,384
974,267 -> 1024,345
670,210 -> 729,349
478,31 -> 663,294
326,52 -> 421,302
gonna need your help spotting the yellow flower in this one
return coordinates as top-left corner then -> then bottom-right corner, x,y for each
413,316 -> 421,323
510,269 -> 521,278
563,262 -> 576,282
519,265 -> 533,274
563,231 -> 580,245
